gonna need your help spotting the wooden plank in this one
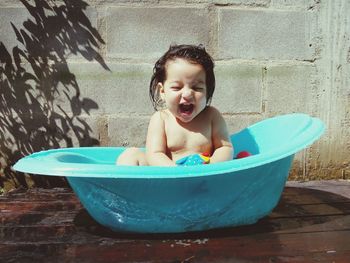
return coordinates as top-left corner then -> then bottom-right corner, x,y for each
0,181 -> 350,262
1,212 -> 350,242
1,231 -> 350,262
2,187 -> 348,224
1,211 -> 78,226
1,186 -> 348,216
281,186 -> 350,205
0,200 -> 82,213
0,187 -> 75,201
2,199 -> 349,226
286,180 -> 350,199
0,191 -> 350,244
271,202 -> 350,218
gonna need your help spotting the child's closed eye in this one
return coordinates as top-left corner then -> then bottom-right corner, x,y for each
171,86 -> 182,91
193,87 -> 204,91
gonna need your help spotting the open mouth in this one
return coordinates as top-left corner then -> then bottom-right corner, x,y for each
179,103 -> 194,116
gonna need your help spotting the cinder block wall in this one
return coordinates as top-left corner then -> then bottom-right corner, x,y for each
0,0 -> 349,190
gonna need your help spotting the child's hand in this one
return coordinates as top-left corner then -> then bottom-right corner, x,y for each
176,153 -> 210,166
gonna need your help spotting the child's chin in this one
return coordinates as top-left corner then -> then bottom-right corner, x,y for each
176,114 -> 194,123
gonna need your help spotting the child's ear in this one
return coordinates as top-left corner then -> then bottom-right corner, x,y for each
157,83 -> 165,97
157,82 -> 164,92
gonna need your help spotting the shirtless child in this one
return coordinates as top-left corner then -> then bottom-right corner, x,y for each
117,44 -> 233,166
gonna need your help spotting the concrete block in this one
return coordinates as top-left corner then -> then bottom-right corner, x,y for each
212,0 -> 270,6
0,112 -> 101,165
106,7 -> 211,59
92,0 -> 158,3
161,0 -> 186,3
65,114 -> 104,147
271,0 -> 313,8
218,9 -> 314,60
54,62 -> 155,115
265,64 -> 316,115
225,114 -> 263,134
3,60 -> 152,117
108,116 -> 149,147
0,8 -> 28,50
212,63 -> 263,113
0,6 -> 98,60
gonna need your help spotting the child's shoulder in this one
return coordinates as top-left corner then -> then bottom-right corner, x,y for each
150,109 -> 171,122
204,106 -> 223,118
203,106 -> 226,126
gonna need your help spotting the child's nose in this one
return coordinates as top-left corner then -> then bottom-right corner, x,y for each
182,87 -> 193,99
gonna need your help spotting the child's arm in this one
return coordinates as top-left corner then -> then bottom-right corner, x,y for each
145,111 -> 176,166
209,107 -> 234,163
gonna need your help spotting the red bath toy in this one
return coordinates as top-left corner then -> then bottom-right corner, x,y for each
236,151 -> 252,159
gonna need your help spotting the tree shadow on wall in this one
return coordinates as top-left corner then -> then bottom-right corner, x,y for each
0,0 -> 109,189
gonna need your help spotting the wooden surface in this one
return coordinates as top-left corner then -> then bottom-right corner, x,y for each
1,180 -> 349,262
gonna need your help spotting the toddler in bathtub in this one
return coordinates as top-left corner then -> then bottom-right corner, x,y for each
117,44 -> 233,166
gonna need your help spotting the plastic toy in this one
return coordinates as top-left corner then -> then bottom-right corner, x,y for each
176,152 -> 210,165
236,151 -> 252,159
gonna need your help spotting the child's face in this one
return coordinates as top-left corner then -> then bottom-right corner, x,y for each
159,58 -> 207,123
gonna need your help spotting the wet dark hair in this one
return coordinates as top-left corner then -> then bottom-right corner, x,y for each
149,44 -> 215,110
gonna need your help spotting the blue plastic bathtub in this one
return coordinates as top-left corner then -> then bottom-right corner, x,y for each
13,113 -> 325,233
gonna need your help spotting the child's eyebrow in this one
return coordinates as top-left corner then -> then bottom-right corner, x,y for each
169,80 -> 205,85
192,80 -> 205,85
169,80 -> 183,85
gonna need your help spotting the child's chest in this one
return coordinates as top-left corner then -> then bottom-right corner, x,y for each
164,120 -> 212,153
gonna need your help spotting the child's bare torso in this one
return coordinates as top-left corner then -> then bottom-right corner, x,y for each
161,108 -> 213,162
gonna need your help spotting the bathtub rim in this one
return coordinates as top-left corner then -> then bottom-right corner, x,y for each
12,113 -> 325,179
